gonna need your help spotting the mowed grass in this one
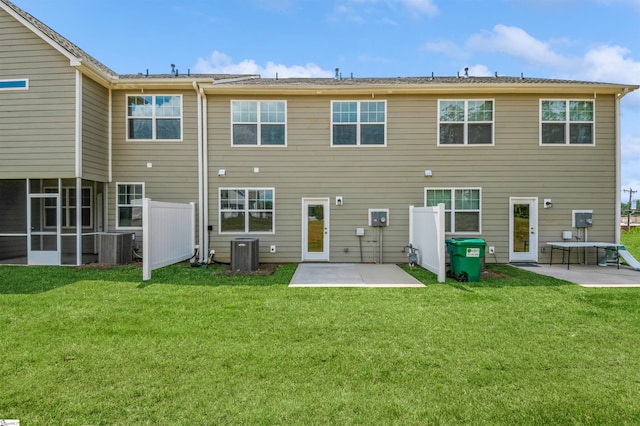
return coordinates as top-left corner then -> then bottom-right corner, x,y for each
622,229 -> 640,260
1,263 -> 640,424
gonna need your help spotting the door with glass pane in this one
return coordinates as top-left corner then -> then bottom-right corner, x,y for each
302,199 -> 329,261
28,194 -> 60,265
509,198 -> 538,262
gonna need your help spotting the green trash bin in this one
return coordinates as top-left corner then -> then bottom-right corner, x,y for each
446,238 -> 486,282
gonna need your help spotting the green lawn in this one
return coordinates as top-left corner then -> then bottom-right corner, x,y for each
622,229 -> 640,259
1,263 -> 640,424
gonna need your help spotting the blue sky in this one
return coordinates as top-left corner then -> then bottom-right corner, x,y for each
12,0 -> 640,202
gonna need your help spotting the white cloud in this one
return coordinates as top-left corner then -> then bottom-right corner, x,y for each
467,25 -> 574,69
398,0 -> 438,16
465,25 -> 640,108
578,45 -> 640,108
339,0 -> 438,20
463,64 -> 491,77
193,50 -> 333,78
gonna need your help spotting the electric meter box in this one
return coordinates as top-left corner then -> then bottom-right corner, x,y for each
573,211 -> 593,228
369,209 -> 389,227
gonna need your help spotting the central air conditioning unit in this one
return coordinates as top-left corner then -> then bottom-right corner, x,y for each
231,238 -> 259,272
99,232 -> 133,265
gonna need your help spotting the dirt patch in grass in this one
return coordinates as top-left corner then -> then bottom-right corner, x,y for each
225,263 -> 280,276
481,267 -> 509,279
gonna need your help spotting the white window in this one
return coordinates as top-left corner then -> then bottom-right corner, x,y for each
438,100 -> 494,145
219,188 -> 274,233
540,100 -> 594,145
117,183 -> 144,229
232,101 -> 286,146
332,101 -> 386,146
0,79 -> 28,90
425,188 -> 481,233
127,95 -> 182,141
44,187 -> 92,229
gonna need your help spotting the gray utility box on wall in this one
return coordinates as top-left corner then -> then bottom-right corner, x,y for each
99,232 -> 133,265
231,238 -> 259,272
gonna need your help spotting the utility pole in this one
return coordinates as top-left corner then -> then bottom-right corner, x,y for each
623,188 -> 637,231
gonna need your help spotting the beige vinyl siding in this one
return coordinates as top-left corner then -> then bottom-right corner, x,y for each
108,90 -> 200,235
207,93 -> 618,264
0,9 -> 76,178
81,76 -> 109,181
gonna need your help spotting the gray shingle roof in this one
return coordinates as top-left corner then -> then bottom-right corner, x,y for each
117,73 -> 259,81
211,75 -> 627,87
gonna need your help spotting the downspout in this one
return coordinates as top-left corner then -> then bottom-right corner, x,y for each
194,82 -> 205,263
107,87 -> 112,233
200,86 -> 209,264
614,89 -> 629,244
75,70 -> 83,265
108,88 -> 113,184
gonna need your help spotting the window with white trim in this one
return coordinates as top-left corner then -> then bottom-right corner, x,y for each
540,100 -> 594,145
127,95 -> 182,141
0,79 -> 28,90
44,187 -> 92,229
117,183 -> 144,228
232,101 -> 286,145
332,100 -> 386,146
438,100 -> 494,145
425,188 -> 481,233
219,188 -> 274,233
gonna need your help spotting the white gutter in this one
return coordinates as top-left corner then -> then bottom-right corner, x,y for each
200,86 -> 209,264
194,82 -> 205,263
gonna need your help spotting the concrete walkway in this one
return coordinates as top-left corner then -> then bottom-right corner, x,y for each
514,263 -> 640,287
289,263 -> 424,287
288,262 -> 640,288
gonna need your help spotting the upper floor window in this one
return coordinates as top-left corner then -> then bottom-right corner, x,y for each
332,101 -> 386,146
219,188 -> 274,233
232,101 -> 286,146
438,100 -> 494,145
540,100 -> 594,145
425,188 -> 481,233
127,95 -> 182,141
0,79 -> 28,90
117,183 -> 144,229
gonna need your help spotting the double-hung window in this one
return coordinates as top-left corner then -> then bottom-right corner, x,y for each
332,101 -> 386,146
540,100 -> 594,145
117,183 -> 144,229
232,101 -> 286,146
425,188 -> 481,233
438,100 -> 494,145
220,188 -> 274,233
44,187 -> 92,229
127,95 -> 182,141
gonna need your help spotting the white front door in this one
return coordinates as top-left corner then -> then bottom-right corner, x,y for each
302,198 -> 329,261
28,193 -> 61,265
509,197 -> 538,262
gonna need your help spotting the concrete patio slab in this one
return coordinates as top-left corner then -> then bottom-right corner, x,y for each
514,263 -> 640,287
289,263 -> 425,287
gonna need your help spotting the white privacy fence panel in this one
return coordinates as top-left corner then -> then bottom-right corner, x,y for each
143,199 -> 196,281
409,204 -> 446,283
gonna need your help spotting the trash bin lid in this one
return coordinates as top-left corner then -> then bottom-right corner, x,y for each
448,238 -> 486,245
